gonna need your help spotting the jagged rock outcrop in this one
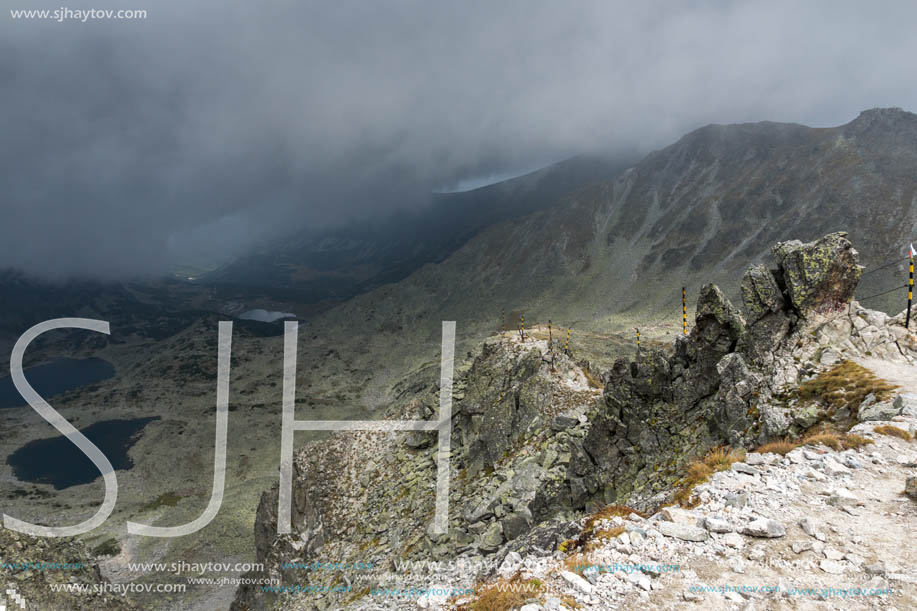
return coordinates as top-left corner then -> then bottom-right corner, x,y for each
233,232 -> 917,611
233,335 -> 607,610
546,232 -> 908,515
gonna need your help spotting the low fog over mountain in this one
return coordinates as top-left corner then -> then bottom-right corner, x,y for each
4,3 -> 917,611
5,1 -> 917,279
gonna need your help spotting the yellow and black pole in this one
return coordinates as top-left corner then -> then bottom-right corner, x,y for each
565,327 -> 571,355
908,251 -> 914,329
520,314 -> 525,341
636,327 -> 641,349
682,287 -> 688,335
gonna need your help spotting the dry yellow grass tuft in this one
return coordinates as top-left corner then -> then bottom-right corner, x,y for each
802,431 -> 842,451
585,504 -> 645,526
584,526 -> 625,553
670,446 -> 745,508
796,361 -> 897,412
755,439 -> 796,455
756,431 -> 874,456
842,433 -> 874,449
873,425 -> 913,441
704,446 -> 747,470
461,573 -> 545,611
570,504 -> 644,550
562,552 -> 591,574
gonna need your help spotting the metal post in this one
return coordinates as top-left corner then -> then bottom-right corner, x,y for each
908,256 -> 914,329
565,328 -> 571,355
520,314 -> 525,341
501,308 -> 505,333
636,328 -> 640,349
548,319 -> 555,371
682,287 -> 687,335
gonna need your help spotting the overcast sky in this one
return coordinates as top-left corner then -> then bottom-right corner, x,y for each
3,0 -> 917,279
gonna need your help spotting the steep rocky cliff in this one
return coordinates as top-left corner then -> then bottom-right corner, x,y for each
231,231 -> 917,610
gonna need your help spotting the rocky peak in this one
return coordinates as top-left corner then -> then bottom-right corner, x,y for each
849,106 -> 915,126
842,107 -> 917,144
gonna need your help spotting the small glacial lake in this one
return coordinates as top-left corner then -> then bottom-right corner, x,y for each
7,417 -> 159,489
0,357 -> 116,409
238,309 -> 296,323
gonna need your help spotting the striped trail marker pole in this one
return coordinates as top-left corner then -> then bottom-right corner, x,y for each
520,314 -> 525,341
908,246 -> 915,329
564,327 -> 571,355
682,287 -> 688,335
636,328 -> 640,348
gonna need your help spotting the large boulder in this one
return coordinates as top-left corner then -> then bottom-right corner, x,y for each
772,232 -> 862,316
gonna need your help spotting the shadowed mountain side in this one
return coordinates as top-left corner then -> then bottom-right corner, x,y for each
286,109 -> 917,412
204,153 -> 639,302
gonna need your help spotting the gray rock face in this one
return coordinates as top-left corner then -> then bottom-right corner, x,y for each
740,518 -> 786,538
696,284 -> 747,352
730,462 -> 759,476
858,399 -> 901,422
742,264 -> 786,323
739,264 -> 792,360
560,570 -> 593,594
772,232 -> 862,316
895,393 -> 917,418
550,414 -> 578,431
456,346 -> 547,476
480,522 -> 505,552
702,516 -> 734,533
504,519 -> 580,558
725,492 -> 749,508
502,509 -> 533,541
658,521 -> 709,542
905,477 -> 917,500
714,353 -> 761,443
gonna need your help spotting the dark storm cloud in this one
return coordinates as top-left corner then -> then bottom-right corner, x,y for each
3,0 -> 917,278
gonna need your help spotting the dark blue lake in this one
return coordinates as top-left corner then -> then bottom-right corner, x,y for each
7,417 -> 159,489
0,357 -> 116,409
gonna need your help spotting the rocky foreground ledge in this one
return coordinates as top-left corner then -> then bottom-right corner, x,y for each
442,396 -> 917,610
233,232 -> 917,610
